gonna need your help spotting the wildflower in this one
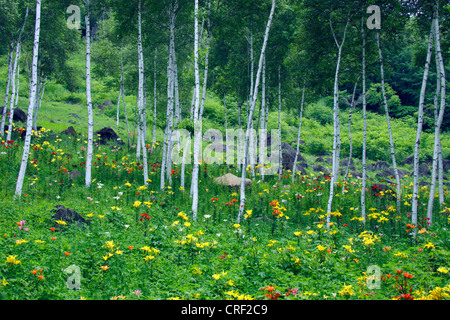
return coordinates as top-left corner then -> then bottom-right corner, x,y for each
133,201 -> 142,208
437,267 -> 449,274
5,255 -> 21,265
64,251 -> 71,256
55,220 -> 67,225
338,284 -> 355,296
100,265 -> 110,271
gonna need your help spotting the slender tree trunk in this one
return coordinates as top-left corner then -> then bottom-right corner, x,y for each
361,15 -> 367,225
191,0 -> 202,219
34,76 -> 46,132
237,0 -> 276,223
119,40 -> 131,146
277,64 -> 282,181
326,14 -> 350,228
116,83 -> 122,126
1,43 -> 14,138
166,7 -> 178,186
292,81 -> 306,182
427,6 -> 446,224
412,20 -> 434,237
377,31 -> 402,217
137,0 -> 149,186
259,54 -> 266,180
152,48 -> 157,147
84,0 -> 94,188
15,0 -> 41,198
342,75 -> 360,193
6,43 -> 21,143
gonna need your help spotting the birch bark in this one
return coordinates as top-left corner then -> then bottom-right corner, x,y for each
137,0 -> 149,186
427,6 -> 446,224
237,0 -> 276,223
412,20 -> 434,236
1,44 -> 13,138
326,14 -> 350,227
15,0 -> 41,198
84,0 -> 94,188
361,15 -> 367,225
292,81 -> 306,182
377,31 -> 402,216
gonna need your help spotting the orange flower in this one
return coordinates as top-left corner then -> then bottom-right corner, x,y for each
37,275 -> 44,281
128,246 -> 133,250
51,237 -> 57,240
31,269 -> 38,275
64,252 -> 71,256
100,265 -> 109,271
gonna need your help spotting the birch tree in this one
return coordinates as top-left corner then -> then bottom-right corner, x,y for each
237,0 -> 276,223
412,18 -> 434,237
15,0 -> 41,198
361,13 -> 367,226
427,3 -> 446,224
1,43 -> 14,138
326,10 -> 350,228
376,30 -> 402,216
191,0 -> 202,219
292,81 -> 306,182
137,0 -> 149,186
84,0 -> 94,188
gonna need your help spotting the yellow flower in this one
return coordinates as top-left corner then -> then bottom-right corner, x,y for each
143,255 -> 155,261
212,274 -> 221,280
437,267 -> 449,274
184,222 -> 191,227
140,246 -> 152,252
424,242 -> 436,249
15,239 -> 28,245
338,284 -> 355,296
5,255 -> 21,265
317,245 -> 327,251
125,182 -> 132,187
232,224 -> 241,229
2,278 -> 8,286
133,201 -> 142,208
55,220 -> 67,225
294,231 -> 302,236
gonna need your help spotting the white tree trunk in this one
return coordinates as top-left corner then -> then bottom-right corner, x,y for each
412,20 -> 434,236
137,0 -> 149,186
292,81 -> 306,182
119,40 -> 131,146
1,44 -> 13,137
85,0 -> 94,188
278,65 -> 283,180
152,48 -> 157,147
14,0 -> 41,198
6,43 -> 21,143
361,16 -> 367,225
377,31 -> 402,216
427,7 -> 446,224
259,54 -> 266,180
326,14 -> 349,227
237,0 -> 276,223
342,75 -> 360,191
191,0 -> 202,219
